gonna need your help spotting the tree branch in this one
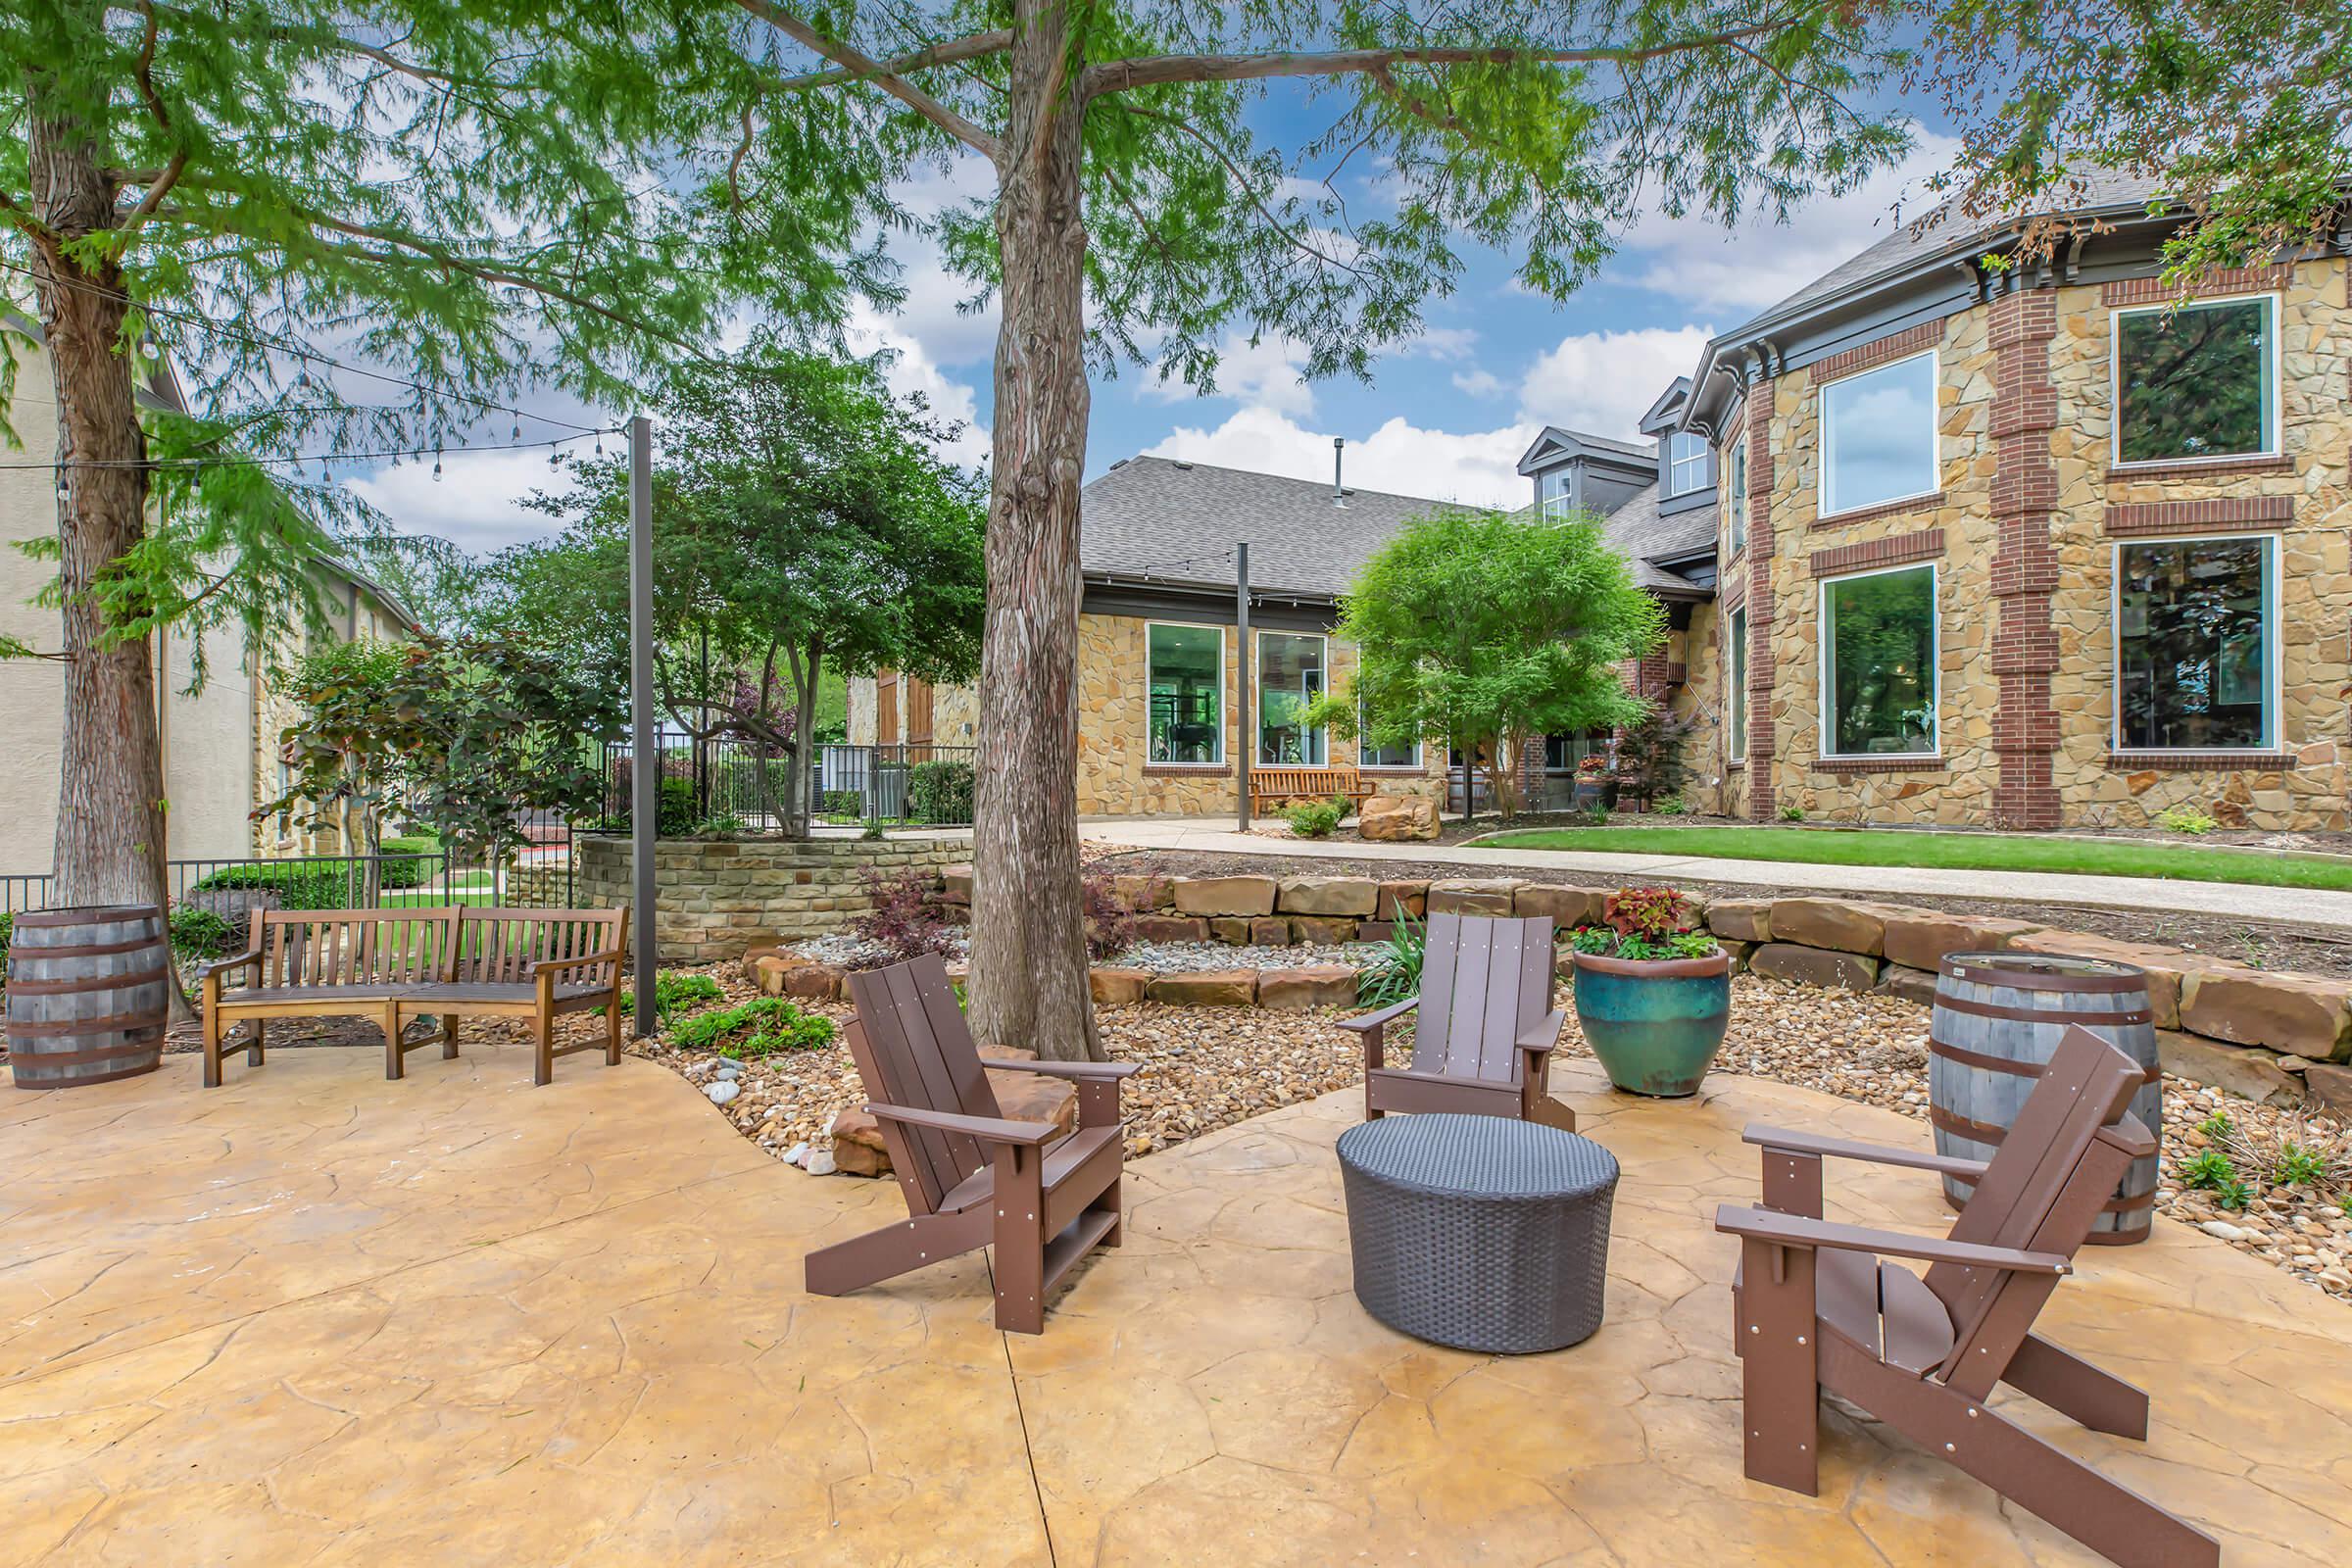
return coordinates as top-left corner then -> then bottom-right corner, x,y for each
771,28 -> 1011,90
1114,104 -> 1368,278
734,1 -> 1003,162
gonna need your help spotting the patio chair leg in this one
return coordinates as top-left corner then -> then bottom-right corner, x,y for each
605,998 -> 622,1066
247,1016 -> 266,1068
2001,1333 -> 2151,1441
202,1004 -> 222,1089
383,1004 -> 404,1080
1091,1175 -> 1124,1248
992,1145 -> 1048,1336
532,1011 -> 553,1087
1738,1238 -> 1820,1496
440,1013 -> 460,1060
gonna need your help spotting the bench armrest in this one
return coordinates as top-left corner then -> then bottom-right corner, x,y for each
1516,1009 -> 1566,1054
192,949 -> 263,982
991,1058 -> 1141,1081
864,1101 -> 1059,1149
1742,1122 -> 1989,1181
527,946 -> 626,981
1714,1204 -> 2072,1276
1338,997 -> 1416,1035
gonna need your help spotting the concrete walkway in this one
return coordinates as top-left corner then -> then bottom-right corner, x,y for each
1082,816 -> 2352,933
6,1039 -> 2350,1564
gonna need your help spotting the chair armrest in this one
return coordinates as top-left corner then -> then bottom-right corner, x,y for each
990,1058 -> 1141,1081
1337,997 -> 1417,1035
192,950 -> 263,981
1515,1009 -> 1566,1054
1742,1122 -> 1990,1181
526,947 -> 627,981
1713,1204 -> 2072,1276
864,1101 -> 1059,1149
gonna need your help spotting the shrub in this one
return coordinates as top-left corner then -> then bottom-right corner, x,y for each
860,815 -> 887,841
670,996 -> 836,1056
1652,793 -> 1689,816
0,910 -> 12,980
692,812 -> 747,839
192,860 -> 359,909
1778,802 -> 1806,822
1603,887 -> 1699,940
1082,871 -> 1137,960
1283,799 -> 1345,838
2159,805 -> 2218,835
852,866 -> 956,963
2176,1148 -> 2237,1192
906,760 -> 976,824
821,789 -> 865,817
619,970 -> 724,1020
168,905 -> 234,959
1356,909 -> 1426,1007
1616,707 -> 1695,809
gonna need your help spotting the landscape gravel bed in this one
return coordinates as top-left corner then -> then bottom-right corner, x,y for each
776,933 -> 1384,974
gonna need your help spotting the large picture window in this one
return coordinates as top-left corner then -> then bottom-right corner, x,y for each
2115,536 -> 2276,752
2114,296 -> 2278,466
1820,350 -> 1938,516
1667,431 -> 1710,495
1257,632 -> 1327,764
1727,605 -> 1748,763
1146,622 -> 1223,764
1821,564 -> 1937,758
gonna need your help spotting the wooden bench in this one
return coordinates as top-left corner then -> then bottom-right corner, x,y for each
198,906 -> 628,1088
1250,765 -> 1373,809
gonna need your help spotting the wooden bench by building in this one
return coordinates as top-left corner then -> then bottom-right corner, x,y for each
1250,765 -> 1374,809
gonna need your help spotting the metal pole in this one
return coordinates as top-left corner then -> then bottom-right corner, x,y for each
628,416 -> 658,1038
1235,542 -> 1251,833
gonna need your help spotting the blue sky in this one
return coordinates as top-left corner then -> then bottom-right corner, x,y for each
348,77 -> 1962,558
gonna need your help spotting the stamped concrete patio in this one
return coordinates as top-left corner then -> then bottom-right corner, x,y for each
4,1042 -> 2349,1567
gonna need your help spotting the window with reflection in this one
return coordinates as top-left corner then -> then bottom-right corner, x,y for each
2115,536 -> 2275,751
2115,296 -> 2277,465
1256,632 -> 1326,764
1821,565 -> 1937,757
1147,622 -> 1223,763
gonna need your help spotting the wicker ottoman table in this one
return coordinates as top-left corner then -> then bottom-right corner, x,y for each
1336,1112 -> 1620,1353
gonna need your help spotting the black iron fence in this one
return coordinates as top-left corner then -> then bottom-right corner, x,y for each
815,744 -> 976,827
593,734 -> 978,830
0,845 -> 576,922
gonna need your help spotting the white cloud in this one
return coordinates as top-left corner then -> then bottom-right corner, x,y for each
341,444 -> 585,557
1515,325 -> 1716,439
1138,331 -> 1318,416
1617,132 -> 1965,313
1450,368 -> 1507,400
1144,406 -> 1537,511
846,304 -> 993,468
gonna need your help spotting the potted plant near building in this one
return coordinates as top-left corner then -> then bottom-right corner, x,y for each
1566,887 -> 1732,1098
1571,753 -> 1618,812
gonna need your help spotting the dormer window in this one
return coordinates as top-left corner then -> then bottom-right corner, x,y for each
1666,432 -> 1710,496
1539,467 -> 1575,520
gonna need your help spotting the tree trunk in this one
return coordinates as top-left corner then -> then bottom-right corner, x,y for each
25,74 -> 170,914
966,6 -> 1100,1063
786,640 -> 821,841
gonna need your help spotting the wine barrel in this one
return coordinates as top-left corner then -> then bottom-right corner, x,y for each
1930,952 -> 2160,1245
6,905 -> 170,1090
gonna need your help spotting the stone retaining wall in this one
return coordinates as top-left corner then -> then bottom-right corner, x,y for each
574,835 -> 966,963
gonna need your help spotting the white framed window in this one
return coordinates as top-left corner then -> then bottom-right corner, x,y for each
1724,435 -> 1748,559
2111,293 -> 2279,466
1256,630 -> 1327,765
1667,431 -> 1710,495
1538,467 -> 1575,520
1726,604 -> 1748,763
1357,696 -> 1420,769
1819,562 -> 1938,759
1145,621 -> 1224,764
2112,534 -> 2278,753
1819,349 -> 1939,517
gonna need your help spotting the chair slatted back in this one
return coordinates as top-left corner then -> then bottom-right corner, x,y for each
844,955 -> 1002,1216
259,908 -> 459,988
1412,913 -> 1555,1083
456,908 -> 626,984
1924,1028 -> 2147,1384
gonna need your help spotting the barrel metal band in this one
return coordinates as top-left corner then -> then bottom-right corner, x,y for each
9,934 -> 171,960
13,1035 -> 167,1066
1930,1036 -> 2163,1085
3,1006 -> 171,1038
1941,959 -> 2148,994
3,964 -> 170,997
11,905 -> 161,927
14,1057 -> 162,1088
1933,993 -> 2153,1027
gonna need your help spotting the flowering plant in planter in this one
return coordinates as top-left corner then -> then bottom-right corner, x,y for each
1565,886 -> 1731,1097
1566,887 -> 1720,959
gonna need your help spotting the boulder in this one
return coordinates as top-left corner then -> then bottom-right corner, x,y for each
2180,970 -> 2352,1060
753,957 -> 841,1001
833,1044 -> 1078,1177
1705,899 -> 1774,944
1290,915 -> 1359,947
1277,876 -> 1379,917
1513,884 -> 1603,927
1374,881 -> 1429,920
1208,917 -> 1253,945
1357,920 -> 1396,944
1875,964 -> 1940,1006
1089,966 -> 1153,1005
1111,872 -> 1174,912
1146,969 -> 1258,1006
1255,965 -> 1360,1011
1878,909 -> 2042,973
2305,1062 -> 2352,1115
1769,898 -> 1899,956
1428,878 -> 1522,916
2012,931 -> 2215,1030
1750,943 -> 1880,992
2155,1030 -> 2306,1106
1249,918 -> 1293,946
1173,875 -> 1279,918
939,863 -> 973,905
1359,793 -> 1441,841
1721,939 -> 1755,975
1132,914 -> 1209,943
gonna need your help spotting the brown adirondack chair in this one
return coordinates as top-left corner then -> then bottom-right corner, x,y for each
805,955 -> 1139,1334
1716,1027 -> 2218,1568
1337,911 -> 1572,1130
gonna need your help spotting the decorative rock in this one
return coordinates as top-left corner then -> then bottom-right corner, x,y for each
1146,969 -> 1258,1006
784,1141 -> 809,1166
782,963 -> 840,1002
2154,1030 -> 2306,1106
1249,918 -> 1292,946
2013,931 -> 2209,1029
1721,939 -> 1755,975
1358,794 -> 1440,841
1878,909 -> 2042,973
939,863 -> 973,904
1276,876 -> 1378,917
1111,872 -> 1173,912
716,1064 -> 741,1081
804,1148 -> 838,1176
832,1045 -> 1077,1177
1875,965 -> 1940,1006
749,955 -> 795,996
1768,898 -> 1895,956
1427,878 -> 1520,916
1255,965 -> 1359,1011
2306,1063 -> 2352,1114
1513,884 -> 1602,927
1283,915 -> 1353,946
1749,943 -> 1880,992
1089,967 -> 1153,1005
1357,921 -> 1396,944
2200,1219 -> 2252,1243
2180,970 -> 2352,1060
1132,914 -> 1209,943
1173,875 -> 1279,917
1209,917 -> 1253,945
706,1080 -> 740,1105
1705,899 -> 1774,944
1374,881 -> 1429,919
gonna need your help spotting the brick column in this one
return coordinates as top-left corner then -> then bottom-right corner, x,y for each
1742,378 -> 1777,820
1987,288 -> 2062,829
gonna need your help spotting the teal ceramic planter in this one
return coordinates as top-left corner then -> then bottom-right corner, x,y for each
1570,950 -> 1734,1098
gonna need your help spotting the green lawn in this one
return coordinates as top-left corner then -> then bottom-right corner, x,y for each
1462,825 -> 2352,892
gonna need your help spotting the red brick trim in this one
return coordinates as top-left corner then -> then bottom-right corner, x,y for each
1814,756 -> 1946,775
1810,319 -> 1944,386
2103,497 -> 2294,535
2106,454 -> 2292,482
2101,266 -> 2291,308
1809,529 -> 1944,577
2106,753 -> 2297,772
1742,379 -> 1777,821
1809,491 -> 1947,530
1987,288 -> 2062,831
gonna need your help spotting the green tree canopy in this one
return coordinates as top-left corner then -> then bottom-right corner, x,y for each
1316,509 -> 1664,816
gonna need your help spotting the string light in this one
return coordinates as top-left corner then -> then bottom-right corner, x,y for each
0,427 -> 623,474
